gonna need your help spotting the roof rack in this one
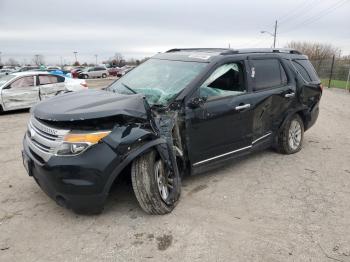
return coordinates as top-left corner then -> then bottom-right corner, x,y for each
166,48 -> 234,54
166,48 -> 302,55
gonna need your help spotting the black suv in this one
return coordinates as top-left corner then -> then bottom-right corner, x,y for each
22,48 -> 322,214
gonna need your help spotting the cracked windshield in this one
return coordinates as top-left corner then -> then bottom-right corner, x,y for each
108,58 -> 207,105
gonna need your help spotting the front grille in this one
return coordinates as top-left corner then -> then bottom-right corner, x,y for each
26,117 -> 70,162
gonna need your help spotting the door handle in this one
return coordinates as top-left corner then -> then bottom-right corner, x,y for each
285,92 -> 295,98
235,104 -> 251,110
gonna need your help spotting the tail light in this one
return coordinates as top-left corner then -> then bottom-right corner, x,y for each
80,82 -> 88,89
319,83 -> 323,92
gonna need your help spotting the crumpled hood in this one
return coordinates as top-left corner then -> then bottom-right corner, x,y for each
32,90 -> 148,121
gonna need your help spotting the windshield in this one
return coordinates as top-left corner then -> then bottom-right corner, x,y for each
108,59 -> 207,105
0,75 -> 16,86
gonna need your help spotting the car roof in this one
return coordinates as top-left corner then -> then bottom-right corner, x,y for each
11,71 -> 53,77
153,48 -> 308,62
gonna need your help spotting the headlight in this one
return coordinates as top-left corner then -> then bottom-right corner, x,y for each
55,131 -> 111,156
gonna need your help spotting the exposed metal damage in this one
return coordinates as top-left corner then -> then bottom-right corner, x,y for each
31,90 -> 184,206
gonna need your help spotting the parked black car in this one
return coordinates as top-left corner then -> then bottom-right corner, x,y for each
22,48 -> 322,215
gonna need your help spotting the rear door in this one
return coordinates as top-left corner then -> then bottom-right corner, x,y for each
89,67 -> 98,78
185,60 -> 254,167
1,76 -> 39,110
247,56 -> 295,142
38,74 -> 66,99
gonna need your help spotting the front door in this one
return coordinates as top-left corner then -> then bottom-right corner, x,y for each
1,76 -> 39,110
185,61 -> 254,167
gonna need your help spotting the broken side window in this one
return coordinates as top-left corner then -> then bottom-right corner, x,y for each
200,62 -> 246,99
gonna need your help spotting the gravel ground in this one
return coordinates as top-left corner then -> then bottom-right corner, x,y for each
0,86 -> 349,262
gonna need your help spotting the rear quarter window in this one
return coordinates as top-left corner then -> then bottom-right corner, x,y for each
292,59 -> 320,82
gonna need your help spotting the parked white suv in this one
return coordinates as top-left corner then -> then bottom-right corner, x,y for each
0,72 -> 88,112
78,66 -> 109,79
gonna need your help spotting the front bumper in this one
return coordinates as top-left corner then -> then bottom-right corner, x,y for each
22,134 -> 121,213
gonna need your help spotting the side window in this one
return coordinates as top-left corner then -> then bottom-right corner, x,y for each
10,76 -> 35,89
251,59 -> 287,91
200,62 -> 246,99
292,59 -> 319,82
39,75 -> 63,85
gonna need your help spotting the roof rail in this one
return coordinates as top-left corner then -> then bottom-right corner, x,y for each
166,48 -> 234,54
165,48 -> 303,55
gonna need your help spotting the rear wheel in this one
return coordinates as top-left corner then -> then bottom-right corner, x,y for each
0,105 -> 3,114
276,114 -> 304,154
83,74 -> 88,79
131,150 -> 181,215
102,73 -> 107,78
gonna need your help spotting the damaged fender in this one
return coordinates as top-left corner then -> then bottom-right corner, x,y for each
102,124 -> 181,204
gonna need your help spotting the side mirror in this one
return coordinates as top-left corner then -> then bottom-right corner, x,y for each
188,97 -> 207,109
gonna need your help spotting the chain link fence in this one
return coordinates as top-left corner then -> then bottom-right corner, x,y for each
310,57 -> 350,91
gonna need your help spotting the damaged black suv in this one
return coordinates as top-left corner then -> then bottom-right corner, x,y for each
22,48 -> 322,214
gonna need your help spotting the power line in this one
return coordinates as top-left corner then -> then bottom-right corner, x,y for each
278,0 -> 320,25
280,0 -> 349,34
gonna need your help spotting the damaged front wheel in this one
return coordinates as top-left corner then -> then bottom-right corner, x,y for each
131,150 -> 181,215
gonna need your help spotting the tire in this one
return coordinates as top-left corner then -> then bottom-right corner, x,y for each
0,105 -> 3,114
276,114 -> 304,154
83,74 -> 88,79
131,150 -> 181,215
102,73 -> 107,78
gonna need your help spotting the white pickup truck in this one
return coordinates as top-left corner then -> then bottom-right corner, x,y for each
0,71 -> 88,112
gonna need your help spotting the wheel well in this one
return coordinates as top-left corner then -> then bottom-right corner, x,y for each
296,110 -> 308,129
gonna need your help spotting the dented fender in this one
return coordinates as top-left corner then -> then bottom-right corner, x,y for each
102,124 -> 181,201
102,137 -> 167,194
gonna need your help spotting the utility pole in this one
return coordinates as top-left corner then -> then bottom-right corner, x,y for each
273,20 -> 278,48
0,51 -> 2,66
261,20 -> 278,48
73,51 -> 78,63
34,54 -> 40,66
95,54 -> 98,65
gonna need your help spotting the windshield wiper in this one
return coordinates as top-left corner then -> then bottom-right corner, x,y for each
121,82 -> 137,94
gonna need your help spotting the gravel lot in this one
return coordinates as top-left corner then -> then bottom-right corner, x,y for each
0,85 -> 350,262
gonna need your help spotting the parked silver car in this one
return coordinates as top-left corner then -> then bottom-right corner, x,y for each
0,68 -> 15,76
0,72 -> 88,112
78,66 -> 109,79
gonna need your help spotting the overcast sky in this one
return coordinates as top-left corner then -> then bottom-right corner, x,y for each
0,0 -> 349,65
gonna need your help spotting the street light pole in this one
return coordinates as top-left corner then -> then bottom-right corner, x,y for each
261,20 -> 278,48
73,51 -> 78,63
95,54 -> 98,65
273,20 -> 278,48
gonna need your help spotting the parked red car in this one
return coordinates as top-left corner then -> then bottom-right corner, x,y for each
107,67 -> 120,77
71,67 -> 85,78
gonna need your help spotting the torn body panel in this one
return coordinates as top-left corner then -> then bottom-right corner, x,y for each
39,83 -> 66,100
24,90 -> 184,211
1,87 -> 39,110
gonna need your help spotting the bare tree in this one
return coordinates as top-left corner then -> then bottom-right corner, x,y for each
285,41 -> 340,71
107,52 -> 125,67
32,54 -> 45,66
6,58 -> 19,66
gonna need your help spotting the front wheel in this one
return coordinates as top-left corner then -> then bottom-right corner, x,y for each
131,150 -> 181,215
102,73 -> 107,78
276,114 -> 304,154
83,74 -> 88,79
